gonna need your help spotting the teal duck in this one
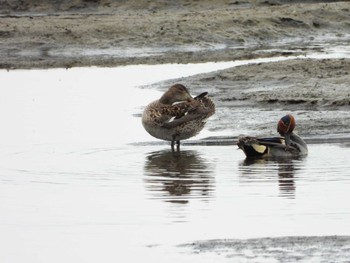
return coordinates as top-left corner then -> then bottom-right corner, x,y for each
237,114 -> 308,158
142,84 -> 215,150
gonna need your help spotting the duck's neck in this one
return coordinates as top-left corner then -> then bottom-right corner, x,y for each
284,132 -> 292,146
290,132 -> 307,147
159,93 -> 173,105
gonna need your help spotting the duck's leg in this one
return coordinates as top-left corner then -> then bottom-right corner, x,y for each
171,136 -> 176,151
176,140 -> 180,151
171,136 -> 181,151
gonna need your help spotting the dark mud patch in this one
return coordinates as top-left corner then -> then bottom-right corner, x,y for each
181,236 -> 350,261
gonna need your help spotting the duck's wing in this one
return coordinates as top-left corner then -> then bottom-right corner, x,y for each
237,136 -> 299,157
160,103 -> 206,129
160,98 -> 213,129
161,113 -> 205,129
254,137 -> 288,148
239,136 -> 284,145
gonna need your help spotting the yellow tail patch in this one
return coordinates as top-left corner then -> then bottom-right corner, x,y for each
252,144 -> 267,154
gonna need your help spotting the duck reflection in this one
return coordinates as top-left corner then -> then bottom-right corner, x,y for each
239,157 -> 303,198
144,149 -> 214,203
277,159 -> 297,197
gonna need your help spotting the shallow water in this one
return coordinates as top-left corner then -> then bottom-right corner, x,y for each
1,143 -> 350,262
1,54 -> 350,262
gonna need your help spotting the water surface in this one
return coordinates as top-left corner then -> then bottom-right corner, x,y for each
1,142 -> 350,262
1,55 -> 350,262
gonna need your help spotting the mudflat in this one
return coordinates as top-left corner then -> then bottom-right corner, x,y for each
1,0 -> 349,136
1,0 -> 349,68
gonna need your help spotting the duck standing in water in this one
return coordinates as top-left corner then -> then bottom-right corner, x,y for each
237,114 -> 308,158
142,84 -> 215,150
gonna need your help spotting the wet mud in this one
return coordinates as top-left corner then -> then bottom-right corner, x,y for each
156,58 -> 350,138
181,236 -> 350,262
1,0 -> 349,69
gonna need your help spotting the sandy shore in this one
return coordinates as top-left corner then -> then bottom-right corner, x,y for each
1,0 -> 350,137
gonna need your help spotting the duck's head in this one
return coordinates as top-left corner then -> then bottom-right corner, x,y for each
277,114 -> 296,136
159,84 -> 193,105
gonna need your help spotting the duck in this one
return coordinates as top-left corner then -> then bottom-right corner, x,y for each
237,114 -> 308,158
142,84 -> 215,150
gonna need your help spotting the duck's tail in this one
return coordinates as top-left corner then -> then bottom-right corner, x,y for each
194,92 -> 215,116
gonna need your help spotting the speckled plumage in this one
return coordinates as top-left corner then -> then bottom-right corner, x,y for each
237,114 -> 308,158
142,84 -> 215,149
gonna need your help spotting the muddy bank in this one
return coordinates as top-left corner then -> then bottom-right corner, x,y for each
0,1 -> 349,69
154,58 -> 350,138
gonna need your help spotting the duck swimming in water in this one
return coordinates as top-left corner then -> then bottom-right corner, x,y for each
142,84 -> 215,150
237,114 -> 308,158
